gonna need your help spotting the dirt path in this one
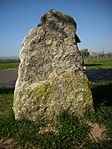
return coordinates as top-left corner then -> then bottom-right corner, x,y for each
0,138 -> 21,149
0,69 -> 112,87
0,70 -> 17,87
85,69 -> 112,84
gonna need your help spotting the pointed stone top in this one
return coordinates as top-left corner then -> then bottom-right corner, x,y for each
38,9 -> 80,43
13,10 -> 92,122
42,9 -> 76,27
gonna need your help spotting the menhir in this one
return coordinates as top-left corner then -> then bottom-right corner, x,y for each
13,9 -> 93,122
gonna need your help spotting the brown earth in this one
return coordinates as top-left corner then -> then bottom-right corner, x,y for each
89,122 -> 107,141
0,138 -> 20,149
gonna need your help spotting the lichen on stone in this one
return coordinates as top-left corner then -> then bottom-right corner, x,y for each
35,82 -> 53,98
13,10 -> 93,122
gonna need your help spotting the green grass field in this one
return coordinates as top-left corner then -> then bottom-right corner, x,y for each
0,59 -> 112,70
0,84 -> 112,148
85,59 -> 112,70
0,59 -> 19,70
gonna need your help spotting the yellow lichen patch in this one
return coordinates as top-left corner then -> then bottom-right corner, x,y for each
62,72 -> 93,112
35,82 -> 54,98
83,77 -> 93,110
25,82 -> 54,101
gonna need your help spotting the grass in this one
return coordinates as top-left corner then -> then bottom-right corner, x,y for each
85,59 -> 112,70
1,59 -> 112,70
0,89 -> 91,149
0,59 -> 19,70
84,105 -> 112,148
0,59 -> 112,70
0,84 -> 112,148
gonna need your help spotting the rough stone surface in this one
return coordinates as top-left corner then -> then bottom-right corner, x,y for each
13,10 -> 93,122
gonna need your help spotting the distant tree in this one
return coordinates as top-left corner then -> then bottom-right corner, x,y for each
80,49 -> 112,60
80,49 -> 90,59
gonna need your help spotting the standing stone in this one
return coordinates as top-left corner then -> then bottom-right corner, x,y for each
13,10 -> 93,122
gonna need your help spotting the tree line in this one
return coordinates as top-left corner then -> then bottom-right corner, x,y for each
80,49 -> 112,60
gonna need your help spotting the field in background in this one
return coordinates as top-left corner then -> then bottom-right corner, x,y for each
0,59 -> 112,70
0,59 -> 19,70
85,59 -> 112,70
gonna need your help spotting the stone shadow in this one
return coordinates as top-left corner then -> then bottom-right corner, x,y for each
84,64 -> 102,67
0,110 -> 90,149
0,87 -> 14,94
91,84 -> 112,109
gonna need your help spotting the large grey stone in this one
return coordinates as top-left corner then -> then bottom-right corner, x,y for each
13,10 -> 93,122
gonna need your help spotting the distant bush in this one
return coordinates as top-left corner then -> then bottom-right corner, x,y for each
0,59 -> 20,63
0,59 -> 20,70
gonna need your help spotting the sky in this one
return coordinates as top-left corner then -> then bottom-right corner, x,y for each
0,0 -> 112,57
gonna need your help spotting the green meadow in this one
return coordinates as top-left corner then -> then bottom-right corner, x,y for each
0,59 -> 19,70
0,59 -> 112,70
85,59 -> 112,70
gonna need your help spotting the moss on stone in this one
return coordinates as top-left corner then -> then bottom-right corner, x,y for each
36,82 -> 53,98
83,78 -> 93,111
20,72 -> 93,122
63,73 -> 93,113
26,82 -> 54,99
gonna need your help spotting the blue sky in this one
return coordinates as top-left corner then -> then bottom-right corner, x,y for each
0,0 -> 112,56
